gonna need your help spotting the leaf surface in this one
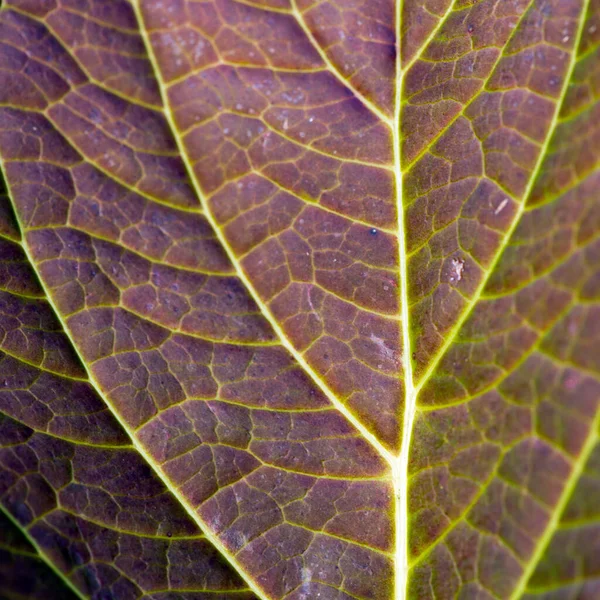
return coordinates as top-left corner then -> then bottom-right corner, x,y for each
0,0 -> 598,599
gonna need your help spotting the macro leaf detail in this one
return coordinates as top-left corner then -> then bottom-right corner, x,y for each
0,0 -> 599,599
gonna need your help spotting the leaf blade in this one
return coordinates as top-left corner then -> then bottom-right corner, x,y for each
0,0 -> 598,599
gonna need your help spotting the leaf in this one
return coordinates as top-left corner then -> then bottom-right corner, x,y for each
0,0 -> 598,599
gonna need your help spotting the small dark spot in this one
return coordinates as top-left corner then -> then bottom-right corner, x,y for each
323,353 -> 329,360
412,352 -> 416,360
370,228 -> 378,235
167,532 -> 172,538
467,24 -> 474,33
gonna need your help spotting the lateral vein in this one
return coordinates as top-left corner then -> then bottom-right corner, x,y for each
289,0 -> 393,126
413,0 -> 590,400
132,3 -> 398,598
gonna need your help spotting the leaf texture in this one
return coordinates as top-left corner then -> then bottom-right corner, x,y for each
0,0 -> 598,599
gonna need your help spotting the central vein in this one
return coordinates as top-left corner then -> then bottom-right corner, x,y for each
393,1 -> 416,599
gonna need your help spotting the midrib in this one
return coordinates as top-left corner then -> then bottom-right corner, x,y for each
392,1 -> 458,596
392,14 -> 416,596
